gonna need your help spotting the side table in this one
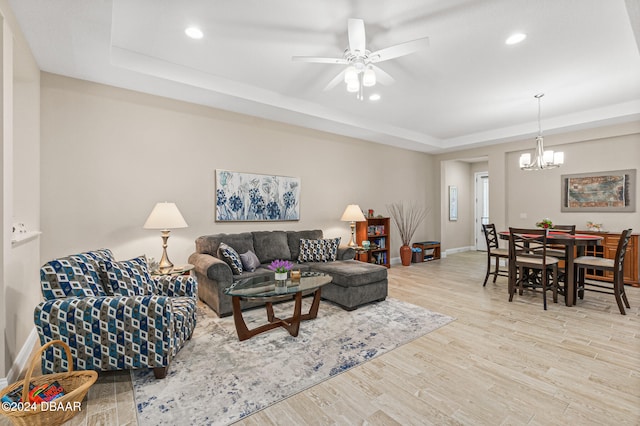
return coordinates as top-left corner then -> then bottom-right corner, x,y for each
152,264 -> 194,276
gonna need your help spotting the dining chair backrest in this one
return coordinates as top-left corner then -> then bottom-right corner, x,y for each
551,225 -> 576,234
508,227 -> 549,260
614,229 -> 633,275
482,224 -> 500,251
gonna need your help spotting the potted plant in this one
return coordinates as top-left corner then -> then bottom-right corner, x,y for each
269,259 -> 293,281
387,201 -> 428,266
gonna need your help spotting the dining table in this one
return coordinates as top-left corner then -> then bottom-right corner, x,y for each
499,230 -> 603,306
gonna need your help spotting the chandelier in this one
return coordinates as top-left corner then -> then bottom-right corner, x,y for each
519,94 -> 564,170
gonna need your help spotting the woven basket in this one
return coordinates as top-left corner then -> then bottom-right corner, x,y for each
0,340 -> 98,426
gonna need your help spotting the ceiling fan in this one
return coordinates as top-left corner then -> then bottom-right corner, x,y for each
292,18 -> 429,100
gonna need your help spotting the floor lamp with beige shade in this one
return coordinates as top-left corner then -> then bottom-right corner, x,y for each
144,202 -> 188,273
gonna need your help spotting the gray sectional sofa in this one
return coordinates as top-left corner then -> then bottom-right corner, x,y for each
188,229 -> 388,317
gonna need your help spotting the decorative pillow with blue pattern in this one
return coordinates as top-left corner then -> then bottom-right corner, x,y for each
298,238 -> 340,262
100,256 -> 155,296
323,237 -> 341,261
218,242 -> 243,275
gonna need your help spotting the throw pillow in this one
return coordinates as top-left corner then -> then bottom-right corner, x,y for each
298,238 -> 328,262
324,237 -> 341,261
218,242 -> 243,275
100,256 -> 155,296
240,250 -> 261,272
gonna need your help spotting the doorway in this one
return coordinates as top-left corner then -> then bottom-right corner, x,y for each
475,172 -> 489,250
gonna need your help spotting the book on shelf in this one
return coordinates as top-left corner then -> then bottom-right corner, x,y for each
371,237 -> 385,249
367,225 -> 386,236
372,252 -> 388,265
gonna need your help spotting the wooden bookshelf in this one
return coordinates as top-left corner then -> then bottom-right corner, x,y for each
356,217 -> 391,268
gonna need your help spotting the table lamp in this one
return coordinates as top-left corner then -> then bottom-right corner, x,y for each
341,204 -> 366,247
144,202 -> 188,273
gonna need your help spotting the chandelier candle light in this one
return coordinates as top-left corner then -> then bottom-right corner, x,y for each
519,93 -> 564,171
143,202 -> 188,274
341,204 -> 366,247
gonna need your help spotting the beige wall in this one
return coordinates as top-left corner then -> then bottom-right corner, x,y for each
441,160 -> 474,250
506,135 -> 640,231
40,73 -> 437,268
1,0 -> 40,381
436,124 -> 640,252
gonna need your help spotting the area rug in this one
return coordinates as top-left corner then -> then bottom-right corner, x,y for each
132,298 -> 454,425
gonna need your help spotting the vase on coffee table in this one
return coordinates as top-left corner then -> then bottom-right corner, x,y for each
274,272 -> 288,294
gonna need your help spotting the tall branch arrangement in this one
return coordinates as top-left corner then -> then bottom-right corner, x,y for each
387,201 -> 429,246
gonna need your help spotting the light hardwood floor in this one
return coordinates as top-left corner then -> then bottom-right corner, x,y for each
3,251 -> 639,425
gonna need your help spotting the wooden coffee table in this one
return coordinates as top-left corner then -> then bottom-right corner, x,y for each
224,272 -> 332,341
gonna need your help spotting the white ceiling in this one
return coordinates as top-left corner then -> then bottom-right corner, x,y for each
8,0 -> 640,154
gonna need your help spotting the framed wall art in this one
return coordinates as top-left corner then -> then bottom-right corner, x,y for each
561,169 -> 636,212
449,185 -> 458,221
215,170 -> 301,221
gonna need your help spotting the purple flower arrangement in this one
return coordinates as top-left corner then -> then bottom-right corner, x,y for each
268,259 -> 293,273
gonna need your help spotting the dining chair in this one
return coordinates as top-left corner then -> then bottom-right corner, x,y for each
508,227 -> 560,310
539,225 -> 576,295
574,228 -> 633,315
545,225 -> 576,258
481,224 -> 509,286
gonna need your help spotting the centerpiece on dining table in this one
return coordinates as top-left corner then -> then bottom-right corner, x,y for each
536,218 -> 553,229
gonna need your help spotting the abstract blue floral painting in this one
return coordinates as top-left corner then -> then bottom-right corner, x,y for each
216,170 -> 300,221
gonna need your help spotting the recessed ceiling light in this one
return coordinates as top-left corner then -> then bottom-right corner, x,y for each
369,94 -> 381,101
505,33 -> 526,45
185,27 -> 203,39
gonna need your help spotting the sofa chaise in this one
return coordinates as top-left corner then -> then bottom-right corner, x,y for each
188,230 -> 388,317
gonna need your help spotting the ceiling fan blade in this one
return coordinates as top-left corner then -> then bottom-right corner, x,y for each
371,65 -> 395,85
348,18 -> 366,54
324,69 -> 346,91
292,56 -> 349,64
369,37 -> 429,63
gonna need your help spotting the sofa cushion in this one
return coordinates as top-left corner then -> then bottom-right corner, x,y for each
195,233 -> 255,258
253,231 -> 290,263
310,260 -> 387,287
287,230 -> 323,260
101,257 -> 155,296
218,243 -> 243,275
240,250 -> 261,272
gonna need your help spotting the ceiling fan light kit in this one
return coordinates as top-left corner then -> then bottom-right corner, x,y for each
292,18 -> 428,100
363,66 -> 376,87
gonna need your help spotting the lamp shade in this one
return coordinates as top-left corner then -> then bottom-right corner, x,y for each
340,204 -> 366,222
143,202 -> 188,229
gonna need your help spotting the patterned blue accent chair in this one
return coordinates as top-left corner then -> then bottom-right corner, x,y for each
34,249 -> 198,379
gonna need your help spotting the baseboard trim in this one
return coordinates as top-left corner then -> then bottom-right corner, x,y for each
445,246 -> 474,256
1,328 -> 38,387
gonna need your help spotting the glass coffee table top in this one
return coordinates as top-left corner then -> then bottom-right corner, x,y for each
225,272 -> 332,301
224,272 -> 333,341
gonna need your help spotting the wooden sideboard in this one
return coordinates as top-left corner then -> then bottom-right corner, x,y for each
578,230 -> 639,287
